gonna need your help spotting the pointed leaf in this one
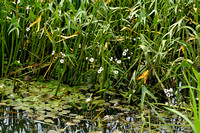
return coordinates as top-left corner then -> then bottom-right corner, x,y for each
28,15 -> 41,32
141,85 -> 157,110
165,107 -> 197,133
120,27 -> 132,31
137,70 -> 149,84
56,31 -> 78,43
181,46 -> 184,54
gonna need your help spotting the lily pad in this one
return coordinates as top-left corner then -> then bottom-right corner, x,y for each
0,102 -> 7,105
66,122 -> 76,126
27,113 -> 34,117
47,130 -> 58,133
72,119 -> 80,123
75,115 -> 84,119
109,99 -> 120,104
113,129 -> 122,133
44,119 -> 54,123
36,116 -> 45,121
58,110 -> 70,115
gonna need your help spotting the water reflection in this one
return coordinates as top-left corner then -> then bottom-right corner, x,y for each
0,105 -> 192,133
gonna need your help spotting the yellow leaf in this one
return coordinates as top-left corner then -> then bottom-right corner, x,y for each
56,31 -> 79,43
104,42 -> 108,51
44,26 -> 52,43
120,27 -> 132,31
137,70 -> 149,84
115,38 -> 124,41
37,15 -> 41,32
28,15 -> 41,32
181,46 -> 184,54
105,0 -> 111,5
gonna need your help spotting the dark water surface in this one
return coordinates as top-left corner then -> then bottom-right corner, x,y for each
0,105 -> 192,133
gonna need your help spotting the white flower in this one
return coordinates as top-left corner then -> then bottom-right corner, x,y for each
98,67 -> 103,74
98,69 -> 102,73
26,6 -> 31,10
17,0 -> 20,4
117,60 -> 121,64
122,52 -> 126,56
125,49 -> 128,52
85,98 -> 91,103
79,44 -> 81,48
128,15 -> 132,19
26,6 -> 29,11
52,50 -> 55,55
114,71 -> 118,74
99,67 -> 103,71
115,58 -> 118,61
26,27 -> 30,32
166,93 -> 171,97
110,57 -> 113,61
61,53 -> 66,58
169,88 -> 173,92
164,89 -> 168,94
17,61 -> 20,63
165,102 -> 168,105
60,59 -> 64,64
127,56 -> 131,59
86,57 -> 88,60
89,58 -> 94,62
133,38 -> 136,41
153,60 -> 156,62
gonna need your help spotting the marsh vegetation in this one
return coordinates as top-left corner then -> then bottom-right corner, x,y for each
0,0 -> 200,132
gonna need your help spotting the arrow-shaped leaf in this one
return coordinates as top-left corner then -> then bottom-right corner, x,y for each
137,70 -> 149,84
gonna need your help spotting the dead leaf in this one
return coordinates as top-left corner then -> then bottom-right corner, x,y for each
56,31 -> 78,43
120,27 -> 132,31
104,42 -> 108,50
137,70 -> 149,84
28,15 -> 41,32
181,46 -> 184,54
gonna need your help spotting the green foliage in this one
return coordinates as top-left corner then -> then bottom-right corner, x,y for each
165,67 -> 200,133
141,85 -> 157,110
0,0 -> 200,105
1,0 -> 200,132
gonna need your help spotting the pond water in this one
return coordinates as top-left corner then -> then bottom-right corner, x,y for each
0,105 -> 192,133
0,79 -> 193,132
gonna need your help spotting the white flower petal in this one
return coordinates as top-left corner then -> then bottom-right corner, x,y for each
114,71 -> 118,74
60,59 -> 64,64
117,60 -> 121,64
89,58 -> 94,62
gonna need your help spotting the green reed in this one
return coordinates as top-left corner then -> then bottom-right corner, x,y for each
0,0 -> 199,103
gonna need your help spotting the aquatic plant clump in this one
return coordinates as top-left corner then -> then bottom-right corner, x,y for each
0,0 -> 200,132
